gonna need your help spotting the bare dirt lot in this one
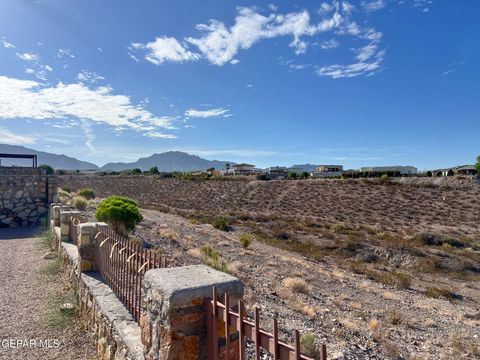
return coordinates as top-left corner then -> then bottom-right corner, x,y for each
60,175 -> 480,359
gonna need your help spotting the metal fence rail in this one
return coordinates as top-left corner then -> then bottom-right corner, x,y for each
93,224 -> 169,322
206,287 -> 327,360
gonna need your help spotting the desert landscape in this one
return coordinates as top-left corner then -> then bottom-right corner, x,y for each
58,175 -> 480,359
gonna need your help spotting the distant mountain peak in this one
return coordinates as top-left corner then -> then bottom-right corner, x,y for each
100,151 -> 234,172
0,144 -> 98,170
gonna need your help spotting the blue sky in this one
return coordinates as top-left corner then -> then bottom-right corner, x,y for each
0,0 -> 478,169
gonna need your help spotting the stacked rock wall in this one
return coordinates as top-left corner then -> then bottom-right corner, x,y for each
0,167 -> 56,228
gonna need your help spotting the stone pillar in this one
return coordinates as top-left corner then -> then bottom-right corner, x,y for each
77,222 -> 106,273
51,204 -> 62,227
60,210 -> 82,243
141,265 -> 244,360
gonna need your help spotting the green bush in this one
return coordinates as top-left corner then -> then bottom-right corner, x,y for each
149,166 -> 159,174
78,188 -> 95,200
201,246 -> 228,272
300,332 -> 319,359
377,271 -> 411,290
39,164 -> 54,175
330,223 -> 347,234
239,233 -> 254,249
73,197 -> 88,211
213,217 -> 230,231
95,196 -> 143,234
413,232 -> 464,248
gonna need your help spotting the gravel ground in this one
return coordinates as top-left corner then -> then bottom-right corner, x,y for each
0,227 -> 97,360
131,209 -> 480,360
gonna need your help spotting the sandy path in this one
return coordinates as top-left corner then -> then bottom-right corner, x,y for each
0,227 -> 97,360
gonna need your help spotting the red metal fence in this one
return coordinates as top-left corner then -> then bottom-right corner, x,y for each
205,287 -> 327,360
93,224 -> 170,322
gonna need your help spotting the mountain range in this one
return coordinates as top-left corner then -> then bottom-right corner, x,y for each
100,151 -> 234,172
0,144 -> 234,172
0,144 -> 98,170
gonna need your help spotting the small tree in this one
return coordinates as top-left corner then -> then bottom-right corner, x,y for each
426,171 -> 433,177
39,164 -> 54,175
475,155 -> 480,172
149,166 -> 159,174
131,168 -> 142,175
299,171 -> 310,179
288,171 -> 298,180
96,196 -> 143,234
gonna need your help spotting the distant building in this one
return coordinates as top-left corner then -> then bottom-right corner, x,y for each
267,166 -> 288,180
311,164 -> 343,178
360,166 -> 418,175
454,165 -> 478,176
232,163 -> 256,176
432,165 -> 478,177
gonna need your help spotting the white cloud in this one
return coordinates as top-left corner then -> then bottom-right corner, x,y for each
16,52 -> 38,61
133,7 -> 343,66
361,0 -> 387,12
2,40 -> 15,49
317,38 -> 340,49
77,70 -> 105,84
316,48 -> 385,78
185,108 -> 230,118
57,48 -> 74,58
0,127 -> 36,145
0,75 -> 176,138
131,37 -> 200,65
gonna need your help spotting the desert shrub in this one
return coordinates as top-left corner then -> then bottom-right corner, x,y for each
331,223 -> 347,234
414,232 -> 464,248
425,287 -> 461,301
300,332 -> 320,359
158,228 -> 178,241
149,166 -> 159,174
256,173 -> 270,181
379,174 -> 390,184
201,246 -> 228,272
377,271 -> 411,289
283,277 -> 309,294
385,310 -> 402,325
95,195 -> 143,234
212,217 -> 230,231
239,233 -> 254,249
73,197 -> 88,211
77,188 -> 95,200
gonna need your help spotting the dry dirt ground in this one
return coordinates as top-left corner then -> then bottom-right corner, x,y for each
127,209 -> 479,360
0,227 -> 96,360
62,176 -> 480,359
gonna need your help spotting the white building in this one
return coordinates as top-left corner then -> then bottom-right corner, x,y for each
360,166 -> 418,175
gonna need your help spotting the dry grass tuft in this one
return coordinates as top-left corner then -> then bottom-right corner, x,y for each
283,277 -> 309,294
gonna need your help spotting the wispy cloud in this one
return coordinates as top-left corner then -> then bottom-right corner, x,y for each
361,0 -> 387,12
132,6 -> 342,66
77,70 -> 105,84
131,3 -> 390,79
0,75 -> 176,139
0,126 -> 36,145
2,38 -> 15,49
185,108 -> 230,118
16,52 -> 38,61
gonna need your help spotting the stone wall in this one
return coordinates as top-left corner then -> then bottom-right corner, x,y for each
0,167 -> 57,228
54,223 -> 144,360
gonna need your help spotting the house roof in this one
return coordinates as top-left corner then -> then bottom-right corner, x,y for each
233,163 -> 255,167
